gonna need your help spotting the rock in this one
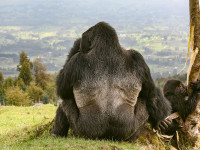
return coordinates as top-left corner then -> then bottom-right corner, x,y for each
33,103 -> 44,107
0,106 -> 5,109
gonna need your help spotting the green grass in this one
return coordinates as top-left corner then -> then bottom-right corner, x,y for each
2,136 -> 142,150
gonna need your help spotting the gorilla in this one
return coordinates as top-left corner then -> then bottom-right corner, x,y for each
164,80 -> 200,121
52,22 -> 171,141
159,80 -> 200,134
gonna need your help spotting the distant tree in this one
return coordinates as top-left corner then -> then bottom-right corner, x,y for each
17,51 -> 32,85
0,72 -> 5,105
17,51 -> 32,72
33,58 -> 49,89
18,61 -> 32,85
41,73 -> 58,104
28,84 -> 44,103
0,72 -> 3,86
45,82 -> 57,103
15,78 -> 26,91
5,87 -> 30,106
3,77 -> 14,89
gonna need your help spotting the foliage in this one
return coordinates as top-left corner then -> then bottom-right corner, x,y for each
15,78 -> 26,91
33,58 -> 50,89
0,72 -> 3,86
40,94 -> 49,104
0,88 -> 5,105
18,61 -> 32,85
0,72 -> 4,105
28,84 -> 44,103
3,76 -> 14,89
5,87 -> 30,106
43,74 -> 58,104
1,56 -> 58,105
17,50 -> 32,72
44,84 -> 57,103
17,51 -> 32,86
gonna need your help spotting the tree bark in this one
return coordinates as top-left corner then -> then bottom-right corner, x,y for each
184,0 -> 200,147
187,0 -> 200,87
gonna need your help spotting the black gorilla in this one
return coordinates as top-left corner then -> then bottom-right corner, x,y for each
159,80 -> 200,134
53,22 -> 171,141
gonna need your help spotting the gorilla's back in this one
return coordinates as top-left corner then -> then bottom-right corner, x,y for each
71,52 -> 143,138
73,52 -> 142,114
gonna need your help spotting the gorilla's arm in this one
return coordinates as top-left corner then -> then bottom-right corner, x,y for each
129,50 -> 171,128
56,62 -> 74,100
57,38 -> 85,100
179,81 -> 200,121
179,94 -> 199,122
56,53 -> 86,100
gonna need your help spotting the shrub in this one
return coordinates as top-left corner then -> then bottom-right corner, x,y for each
28,85 -> 44,103
5,87 -> 30,106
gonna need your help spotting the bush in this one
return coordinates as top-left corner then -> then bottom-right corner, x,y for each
28,85 -> 44,103
5,87 -> 30,106
3,77 -> 14,89
41,94 -> 49,104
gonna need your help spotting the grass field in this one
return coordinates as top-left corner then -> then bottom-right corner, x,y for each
0,105 -> 198,150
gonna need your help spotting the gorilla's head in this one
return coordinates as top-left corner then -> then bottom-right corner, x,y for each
80,22 -> 120,53
163,80 -> 187,96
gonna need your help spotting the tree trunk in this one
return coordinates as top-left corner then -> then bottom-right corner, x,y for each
187,0 -> 200,86
183,0 -> 200,147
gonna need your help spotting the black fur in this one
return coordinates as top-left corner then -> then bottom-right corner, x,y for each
53,22 -> 171,141
163,80 -> 200,122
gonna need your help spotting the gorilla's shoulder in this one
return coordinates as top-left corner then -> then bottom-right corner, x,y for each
126,49 -> 145,62
128,49 -> 144,57
65,52 -> 88,69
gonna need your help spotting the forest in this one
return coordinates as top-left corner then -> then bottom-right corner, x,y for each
0,51 -> 57,106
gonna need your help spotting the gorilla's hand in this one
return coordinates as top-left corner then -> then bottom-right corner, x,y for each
157,118 -> 172,131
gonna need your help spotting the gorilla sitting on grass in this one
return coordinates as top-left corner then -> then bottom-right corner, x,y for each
52,22 -> 171,141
